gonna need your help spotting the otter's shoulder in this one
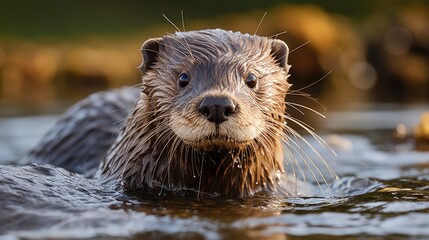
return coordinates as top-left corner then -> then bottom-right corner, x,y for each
28,88 -> 140,177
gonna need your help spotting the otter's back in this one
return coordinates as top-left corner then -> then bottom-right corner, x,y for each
28,88 -> 140,177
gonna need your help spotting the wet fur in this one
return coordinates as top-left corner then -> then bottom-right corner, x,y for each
99,29 -> 294,197
30,29 -> 324,198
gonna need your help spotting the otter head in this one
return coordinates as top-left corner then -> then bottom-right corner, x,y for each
139,29 -> 291,152
102,29 -> 293,197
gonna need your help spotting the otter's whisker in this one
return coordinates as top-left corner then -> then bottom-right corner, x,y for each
286,103 -> 306,116
161,14 -> 196,63
284,133 -> 312,182
289,40 -> 311,54
285,115 -> 316,132
269,30 -> 288,39
281,139 -> 300,198
163,14 -> 181,33
289,70 -> 332,93
181,10 -> 186,32
284,128 -> 329,196
254,12 -> 268,35
283,132 -> 308,182
286,93 -> 328,116
286,102 -> 326,118
197,156 -> 205,201
286,124 -> 338,185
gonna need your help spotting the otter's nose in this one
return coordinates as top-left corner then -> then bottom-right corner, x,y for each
198,96 -> 236,123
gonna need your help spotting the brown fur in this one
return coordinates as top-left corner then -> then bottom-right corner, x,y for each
99,29 -> 293,198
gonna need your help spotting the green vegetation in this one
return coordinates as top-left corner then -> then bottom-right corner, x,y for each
0,0 -> 423,39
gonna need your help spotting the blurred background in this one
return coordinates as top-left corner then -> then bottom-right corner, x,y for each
0,0 -> 428,116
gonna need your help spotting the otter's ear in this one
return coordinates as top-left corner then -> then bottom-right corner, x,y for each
138,37 -> 163,74
270,39 -> 289,70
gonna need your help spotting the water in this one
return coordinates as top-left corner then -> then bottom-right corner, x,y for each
1,109 -> 429,240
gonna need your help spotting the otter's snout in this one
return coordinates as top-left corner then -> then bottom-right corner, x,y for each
198,96 -> 236,124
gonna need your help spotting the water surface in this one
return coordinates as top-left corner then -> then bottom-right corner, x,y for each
1,108 -> 428,240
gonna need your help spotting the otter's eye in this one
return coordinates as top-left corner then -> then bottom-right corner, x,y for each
245,73 -> 257,88
178,73 -> 190,88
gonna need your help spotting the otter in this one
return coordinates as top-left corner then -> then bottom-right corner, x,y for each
29,29 -> 307,198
